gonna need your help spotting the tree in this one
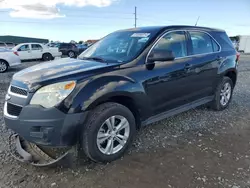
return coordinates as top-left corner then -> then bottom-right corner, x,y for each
79,41 -> 83,44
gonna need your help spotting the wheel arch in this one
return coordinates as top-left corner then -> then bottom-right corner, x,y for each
42,52 -> 52,57
224,70 -> 237,87
86,94 -> 142,130
0,59 -> 9,66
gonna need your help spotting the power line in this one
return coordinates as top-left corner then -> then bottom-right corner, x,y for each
0,20 -> 129,26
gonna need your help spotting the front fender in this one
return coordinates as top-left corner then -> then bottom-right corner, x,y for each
64,75 -> 152,119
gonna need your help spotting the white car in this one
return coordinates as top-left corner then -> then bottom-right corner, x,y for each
12,43 -> 62,61
0,48 -> 21,73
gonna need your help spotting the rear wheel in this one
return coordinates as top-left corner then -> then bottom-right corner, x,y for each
68,51 -> 75,58
81,102 -> 136,163
42,53 -> 53,61
0,60 -> 8,73
210,76 -> 234,111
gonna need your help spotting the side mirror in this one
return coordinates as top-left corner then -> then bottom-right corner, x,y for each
17,48 -> 21,52
147,49 -> 175,64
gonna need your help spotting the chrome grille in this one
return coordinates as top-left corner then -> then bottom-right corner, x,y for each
10,86 -> 28,97
7,103 -> 23,117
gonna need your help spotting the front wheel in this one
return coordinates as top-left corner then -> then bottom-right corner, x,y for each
81,102 -> 136,163
210,76 -> 234,111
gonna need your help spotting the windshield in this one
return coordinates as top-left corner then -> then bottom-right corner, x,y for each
78,31 -> 154,63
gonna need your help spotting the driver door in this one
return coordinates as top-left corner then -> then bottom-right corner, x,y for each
143,31 -> 196,115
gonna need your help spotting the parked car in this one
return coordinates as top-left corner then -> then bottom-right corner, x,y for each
12,43 -> 62,61
77,44 -> 88,54
6,42 -> 16,49
56,43 -> 79,58
0,41 -> 7,49
4,26 -> 238,165
0,48 -> 21,73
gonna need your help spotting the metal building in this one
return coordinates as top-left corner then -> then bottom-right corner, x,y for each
0,35 -> 49,45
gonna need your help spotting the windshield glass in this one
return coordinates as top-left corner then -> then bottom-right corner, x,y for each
78,30 -> 155,63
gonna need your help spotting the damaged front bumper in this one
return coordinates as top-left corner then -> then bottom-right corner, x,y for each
9,134 -> 73,167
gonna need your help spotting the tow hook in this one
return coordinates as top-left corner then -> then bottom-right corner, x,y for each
9,134 -> 73,167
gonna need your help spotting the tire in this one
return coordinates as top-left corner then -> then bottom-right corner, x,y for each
0,60 -> 8,73
68,51 -> 75,58
42,53 -> 53,61
81,102 -> 136,163
210,76 -> 234,111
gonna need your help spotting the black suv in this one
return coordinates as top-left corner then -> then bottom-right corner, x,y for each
57,43 -> 79,58
4,26 -> 238,164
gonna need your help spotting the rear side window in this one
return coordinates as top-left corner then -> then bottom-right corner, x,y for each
216,32 -> 235,50
31,44 -> 43,50
212,39 -> 220,52
189,31 -> 214,55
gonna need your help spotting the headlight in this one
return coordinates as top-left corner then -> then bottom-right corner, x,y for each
30,81 -> 76,108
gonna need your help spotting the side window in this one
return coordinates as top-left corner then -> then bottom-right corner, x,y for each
18,45 -> 30,51
154,31 -> 187,58
190,31 -> 213,55
31,44 -> 43,50
60,44 -> 66,48
212,39 -> 220,52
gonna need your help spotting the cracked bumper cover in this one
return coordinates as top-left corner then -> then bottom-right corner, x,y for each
4,105 -> 87,147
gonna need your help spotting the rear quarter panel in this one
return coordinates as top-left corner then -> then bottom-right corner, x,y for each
0,52 -> 21,67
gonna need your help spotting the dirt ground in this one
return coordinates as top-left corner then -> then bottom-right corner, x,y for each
1,56 -> 250,188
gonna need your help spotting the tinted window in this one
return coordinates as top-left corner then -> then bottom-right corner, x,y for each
212,39 -> 220,52
154,31 -> 187,58
19,45 -> 30,51
217,32 -> 235,50
190,31 -> 214,55
60,43 -> 68,48
31,44 -> 43,50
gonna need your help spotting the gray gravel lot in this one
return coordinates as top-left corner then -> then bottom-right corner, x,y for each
0,56 -> 250,188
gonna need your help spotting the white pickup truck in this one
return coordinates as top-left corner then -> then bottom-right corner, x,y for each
12,43 -> 62,61
0,48 -> 21,73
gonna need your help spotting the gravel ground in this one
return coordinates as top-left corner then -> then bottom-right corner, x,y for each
0,56 -> 250,188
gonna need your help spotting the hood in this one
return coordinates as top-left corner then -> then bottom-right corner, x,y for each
13,58 -> 116,85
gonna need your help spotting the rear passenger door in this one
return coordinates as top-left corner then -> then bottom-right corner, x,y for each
31,44 -> 43,59
186,30 -> 221,102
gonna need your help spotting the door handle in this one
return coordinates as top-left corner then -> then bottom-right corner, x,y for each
216,56 -> 223,61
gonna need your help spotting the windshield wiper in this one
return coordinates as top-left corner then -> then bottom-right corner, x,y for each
82,56 -> 106,63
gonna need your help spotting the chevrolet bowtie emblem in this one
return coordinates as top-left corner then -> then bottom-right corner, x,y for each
5,94 -> 11,101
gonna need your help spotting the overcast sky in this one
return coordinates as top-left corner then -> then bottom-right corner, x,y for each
0,0 -> 250,42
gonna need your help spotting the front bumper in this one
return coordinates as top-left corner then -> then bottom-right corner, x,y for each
4,103 -> 87,147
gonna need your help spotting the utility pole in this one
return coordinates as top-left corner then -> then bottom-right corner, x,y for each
134,6 -> 137,28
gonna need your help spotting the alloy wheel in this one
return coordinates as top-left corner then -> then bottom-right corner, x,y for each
220,82 -> 232,106
69,52 -> 75,58
0,61 -> 7,72
97,115 -> 130,155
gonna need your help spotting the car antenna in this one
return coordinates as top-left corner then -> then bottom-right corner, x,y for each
195,16 -> 200,26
